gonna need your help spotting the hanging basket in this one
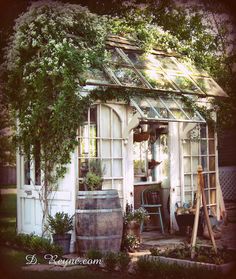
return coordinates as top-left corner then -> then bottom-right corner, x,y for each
133,132 -> 150,142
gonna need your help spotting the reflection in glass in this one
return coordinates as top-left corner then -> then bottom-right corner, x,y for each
141,69 -> 175,90
112,66 -> 145,87
168,75 -> 201,93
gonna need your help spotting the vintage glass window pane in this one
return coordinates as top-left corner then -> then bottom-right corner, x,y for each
193,77 -> 227,97
102,140 -> 111,157
184,174 -> 191,191
203,174 -> 208,188
123,50 -> 147,67
193,174 -> 197,190
108,49 -> 125,64
209,173 -> 216,188
208,126 -> 215,138
209,156 -> 215,171
114,179 -> 123,192
102,179 -> 112,190
112,66 -> 145,87
113,140 -> 122,157
177,58 -> 209,76
184,157 -> 191,173
210,189 -> 216,204
112,112 -> 122,138
171,109 -> 187,120
201,156 -> 208,171
191,142 -> 199,156
200,125 -> 207,138
102,159 -> 111,177
156,56 -> 180,72
192,157 -> 199,172
184,192 -> 192,203
168,75 -> 201,93
183,140 -> 190,155
86,68 -> 113,84
100,106 -> 111,138
113,159 -> 122,177
208,140 -> 215,155
201,140 -> 207,155
141,69 -> 176,91
204,189 -> 209,204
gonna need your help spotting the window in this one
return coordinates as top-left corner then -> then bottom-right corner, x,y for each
182,124 -> 217,212
24,143 -> 41,186
78,104 -> 123,196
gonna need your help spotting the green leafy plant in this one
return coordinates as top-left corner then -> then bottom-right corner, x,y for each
86,249 -> 103,260
83,172 -> 103,191
103,251 -> 118,271
124,207 -> 149,225
47,212 -> 73,235
122,233 -> 140,252
117,252 -> 131,271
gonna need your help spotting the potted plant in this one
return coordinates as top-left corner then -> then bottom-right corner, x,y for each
124,205 -> 149,242
47,211 -> 73,254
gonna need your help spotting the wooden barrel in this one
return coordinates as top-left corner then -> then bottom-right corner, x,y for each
76,189 -> 123,255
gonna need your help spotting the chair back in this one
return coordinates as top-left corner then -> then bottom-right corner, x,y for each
141,188 -> 161,205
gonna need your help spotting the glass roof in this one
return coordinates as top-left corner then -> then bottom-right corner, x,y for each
131,96 -> 206,123
83,45 -> 228,98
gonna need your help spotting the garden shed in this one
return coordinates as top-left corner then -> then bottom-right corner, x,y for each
16,33 -> 228,252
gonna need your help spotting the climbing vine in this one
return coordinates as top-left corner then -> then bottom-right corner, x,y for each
4,0 -> 216,233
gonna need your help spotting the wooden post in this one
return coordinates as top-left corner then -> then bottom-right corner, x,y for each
200,167 -> 217,254
190,165 -> 202,259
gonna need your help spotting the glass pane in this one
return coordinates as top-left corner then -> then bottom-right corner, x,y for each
183,140 -> 190,155
113,159 -> 122,177
192,157 -> 199,173
112,66 -> 145,87
184,174 -> 191,191
184,193 -> 192,204
86,68 -> 113,84
109,49 -> 125,64
80,138 -> 89,157
209,156 -> 215,171
191,141 -> 199,156
90,106 -> 97,124
193,77 -> 227,97
208,140 -> 215,155
201,156 -> 207,171
184,157 -> 191,173
203,174 -> 208,188
157,56 -> 180,72
100,106 -> 111,138
210,190 -> 216,204
208,126 -> 215,138
204,189 -> 209,205
112,111 -> 121,138
200,125 -> 206,138
24,157 -> 31,185
113,140 -> 122,157
200,140 -> 207,155
113,179 -> 123,192
193,174 -> 197,191
209,173 -> 216,188
102,179 -> 112,190
177,58 -> 209,76
141,69 -> 175,90
102,140 -> 111,157
102,159 -> 111,177
168,75 -> 201,93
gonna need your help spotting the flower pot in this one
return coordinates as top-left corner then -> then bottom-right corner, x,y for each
133,132 -> 150,142
125,220 -> 141,242
53,233 -> 71,254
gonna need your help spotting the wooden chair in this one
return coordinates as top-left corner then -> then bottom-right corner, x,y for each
141,188 -> 164,234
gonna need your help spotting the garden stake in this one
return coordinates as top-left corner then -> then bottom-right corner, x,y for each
190,165 -> 202,259
199,166 -> 218,254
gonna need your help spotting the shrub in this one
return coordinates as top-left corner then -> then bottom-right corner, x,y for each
117,252 -> 131,271
47,212 -> 73,235
86,249 -> 103,260
103,251 -> 118,271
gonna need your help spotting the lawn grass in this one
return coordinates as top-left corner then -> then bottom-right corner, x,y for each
0,184 -> 16,189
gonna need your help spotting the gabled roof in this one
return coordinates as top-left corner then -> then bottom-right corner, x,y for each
84,35 -> 228,98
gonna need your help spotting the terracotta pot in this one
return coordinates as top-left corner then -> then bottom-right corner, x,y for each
125,220 -> 141,242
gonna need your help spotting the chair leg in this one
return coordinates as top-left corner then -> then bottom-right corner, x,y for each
158,207 -> 164,234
